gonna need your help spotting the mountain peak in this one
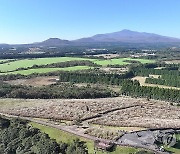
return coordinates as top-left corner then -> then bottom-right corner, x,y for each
121,29 -> 132,32
77,30 -> 180,43
37,38 -> 70,46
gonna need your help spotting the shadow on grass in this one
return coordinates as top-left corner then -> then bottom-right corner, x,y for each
174,140 -> 180,149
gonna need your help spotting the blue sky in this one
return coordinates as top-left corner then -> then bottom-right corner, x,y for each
0,0 -> 180,44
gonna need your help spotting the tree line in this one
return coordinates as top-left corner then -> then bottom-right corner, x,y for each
132,67 -> 179,77
121,80 -> 180,103
145,75 -> 180,88
0,117 -> 88,154
131,64 -> 180,88
58,71 -> 134,85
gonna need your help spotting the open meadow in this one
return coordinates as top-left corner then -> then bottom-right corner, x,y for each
94,57 -> 155,66
0,57 -> 155,75
0,57 -> 95,72
0,66 -> 92,75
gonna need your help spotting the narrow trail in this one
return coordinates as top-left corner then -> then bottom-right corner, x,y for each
81,104 -> 141,122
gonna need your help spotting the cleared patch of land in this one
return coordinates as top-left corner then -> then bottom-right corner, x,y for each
164,59 -> 180,64
99,67 -> 128,74
92,54 -> 120,59
0,66 -> 92,75
132,76 -> 180,90
5,76 -> 59,86
154,67 -> 165,70
91,124 -> 146,132
149,75 -> 160,78
0,96 -> 179,128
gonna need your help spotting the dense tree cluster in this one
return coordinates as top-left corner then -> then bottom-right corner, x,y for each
121,80 -> 180,103
132,67 -> 179,77
131,64 -> 180,88
146,75 -> 180,88
0,117 -> 88,154
0,82 -> 117,99
58,71 -> 134,85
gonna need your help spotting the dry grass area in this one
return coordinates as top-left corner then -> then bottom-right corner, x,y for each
132,76 -> 180,90
154,67 -> 165,70
84,127 -> 121,140
0,96 -> 179,128
91,124 -> 146,132
99,67 -> 128,74
5,76 -> 59,87
149,75 -> 160,78
90,102 -> 180,128
164,59 -> 180,64
92,54 -> 120,59
0,97 -> 139,120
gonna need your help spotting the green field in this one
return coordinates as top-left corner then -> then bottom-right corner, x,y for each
0,66 -> 92,75
30,122 -> 144,154
95,58 -> 155,66
0,57 -> 95,72
0,57 -> 155,75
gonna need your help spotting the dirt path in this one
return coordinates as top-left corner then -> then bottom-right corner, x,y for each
81,104 -> 140,121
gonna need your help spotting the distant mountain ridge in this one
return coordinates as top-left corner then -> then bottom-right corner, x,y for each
1,30 -> 180,47
34,38 -> 70,46
76,29 -> 180,43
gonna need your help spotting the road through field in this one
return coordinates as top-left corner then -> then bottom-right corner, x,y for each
0,112 -> 167,154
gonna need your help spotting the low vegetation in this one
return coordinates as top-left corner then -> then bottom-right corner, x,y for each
0,82 -> 117,99
0,97 -> 179,128
0,66 -> 92,75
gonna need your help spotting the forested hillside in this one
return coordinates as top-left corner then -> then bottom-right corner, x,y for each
0,117 -> 88,154
0,83 -> 116,99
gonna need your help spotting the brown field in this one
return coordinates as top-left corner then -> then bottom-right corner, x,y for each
149,75 -> 160,78
99,67 -> 128,74
132,76 -> 180,90
5,76 -> 59,87
154,67 -> 165,70
164,59 -> 180,64
0,96 -> 179,129
92,54 -> 120,59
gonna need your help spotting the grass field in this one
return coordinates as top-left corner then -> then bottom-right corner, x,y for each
30,122 -> 143,154
95,58 -> 155,66
0,66 -> 92,75
0,57 -> 155,72
0,57 -> 96,72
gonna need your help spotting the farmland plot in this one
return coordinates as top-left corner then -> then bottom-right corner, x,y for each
0,96 -> 178,129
